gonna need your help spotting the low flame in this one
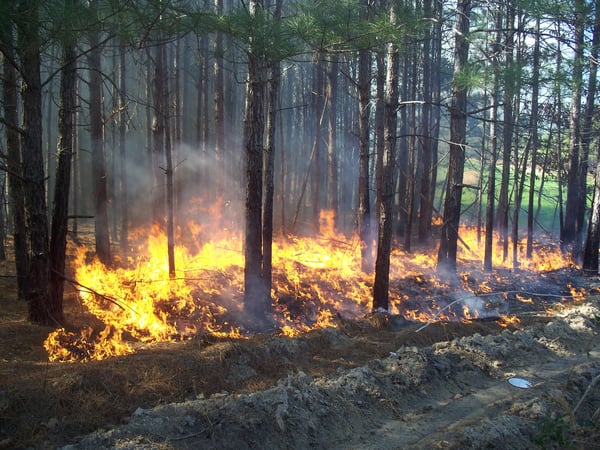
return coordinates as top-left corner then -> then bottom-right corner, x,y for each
496,315 -> 521,327
44,212 -> 573,362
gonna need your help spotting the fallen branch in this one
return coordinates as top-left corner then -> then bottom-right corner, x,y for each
572,373 -> 600,417
54,269 -> 132,313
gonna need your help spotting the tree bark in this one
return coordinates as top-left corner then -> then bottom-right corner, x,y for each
17,0 -> 55,324
119,42 -> 129,251
326,55 -> 339,221
575,2 -> 600,255
583,158 -> 600,274
243,0 -> 270,328
162,42 -> 176,279
1,23 -> 28,299
262,0 -> 282,301
373,3 -> 400,311
357,46 -> 373,272
49,36 -> 76,317
312,57 -> 325,231
88,31 -> 111,265
562,0 -> 585,250
437,0 -> 471,275
214,0 -> 225,199
418,0 -> 434,244
496,0 -> 515,261
526,17 -> 541,259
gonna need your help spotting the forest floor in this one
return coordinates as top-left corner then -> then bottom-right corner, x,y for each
1,246 -> 600,449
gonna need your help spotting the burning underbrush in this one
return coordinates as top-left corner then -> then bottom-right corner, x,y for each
44,210 -> 581,363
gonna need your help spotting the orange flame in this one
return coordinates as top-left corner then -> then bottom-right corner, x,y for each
496,314 -> 521,327
44,213 -> 573,362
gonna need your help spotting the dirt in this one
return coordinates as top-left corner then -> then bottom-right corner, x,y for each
1,259 -> 600,449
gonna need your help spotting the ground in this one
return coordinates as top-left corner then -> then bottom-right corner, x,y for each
1,258 -> 600,449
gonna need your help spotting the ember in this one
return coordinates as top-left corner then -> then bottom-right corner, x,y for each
44,213 -> 575,362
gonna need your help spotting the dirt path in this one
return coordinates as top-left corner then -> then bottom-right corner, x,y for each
65,300 -> 600,450
363,349 -> 600,449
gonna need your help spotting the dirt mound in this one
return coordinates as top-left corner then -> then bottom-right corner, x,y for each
63,300 -> 600,450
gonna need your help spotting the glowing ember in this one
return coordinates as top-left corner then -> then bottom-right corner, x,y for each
44,212 -> 575,362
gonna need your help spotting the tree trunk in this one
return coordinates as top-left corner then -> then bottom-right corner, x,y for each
583,158 -> 600,274
17,0 -> 55,324
326,56 -> 339,221
403,46 -> 418,252
151,43 -> 165,225
243,0 -> 270,329
49,37 -> 76,316
373,3 -> 400,312
88,32 -> 111,265
575,2 -> 600,256
396,56 -> 409,238
374,52 -> 385,218
429,0 -> 443,220
418,0 -> 433,243
214,0 -> 225,199
1,24 -> 28,299
357,46 -> 373,272
497,0 -> 515,261
119,42 -> 129,251
161,42 -> 176,279
562,0 -> 585,250
262,0 -> 282,301
437,0 -> 471,275
526,17 -> 541,259
312,57 -> 325,231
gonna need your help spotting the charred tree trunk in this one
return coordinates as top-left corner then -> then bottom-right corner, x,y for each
562,0 -> 585,250
243,0 -> 270,329
326,56 -> 339,222
119,42 -> 129,251
17,1 -> 56,324
214,0 -> 225,198
161,42 -> 176,279
429,0 -> 443,219
312,57 -> 325,231
437,0 -> 471,275
373,3 -> 399,312
576,3 -> 600,255
583,157 -> 600,274
88,32 -> 111,265
526,17 -> 541,259
49,37 -> 76,314
151,43 -> 166,225
1,24 -> 28,299
418,0 -> 433,244
262,0 -> 282,300
374,53 -> 385,218
497,0 -> 515,261
357,46 -> 373,273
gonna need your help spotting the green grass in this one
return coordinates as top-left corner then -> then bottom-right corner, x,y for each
434,159 -> 572,239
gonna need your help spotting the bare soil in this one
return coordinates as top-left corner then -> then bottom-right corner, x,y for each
1,258 -> 600,449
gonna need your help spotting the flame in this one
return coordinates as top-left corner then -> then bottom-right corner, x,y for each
456,227 -> 571,271
44,211 -> 575,362
515,294 -> 534,304
496,314 -> 521,327
567,284 -> 587,302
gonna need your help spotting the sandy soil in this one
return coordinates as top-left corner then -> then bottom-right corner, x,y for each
62,299 -> 600,450
0,258 -> 599,449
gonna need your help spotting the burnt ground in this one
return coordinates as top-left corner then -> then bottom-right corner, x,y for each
0,256 -> 600,449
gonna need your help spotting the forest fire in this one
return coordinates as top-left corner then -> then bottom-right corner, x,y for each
44,212 -> 574,362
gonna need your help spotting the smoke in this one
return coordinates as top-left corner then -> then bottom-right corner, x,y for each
446,290 -> 509,320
